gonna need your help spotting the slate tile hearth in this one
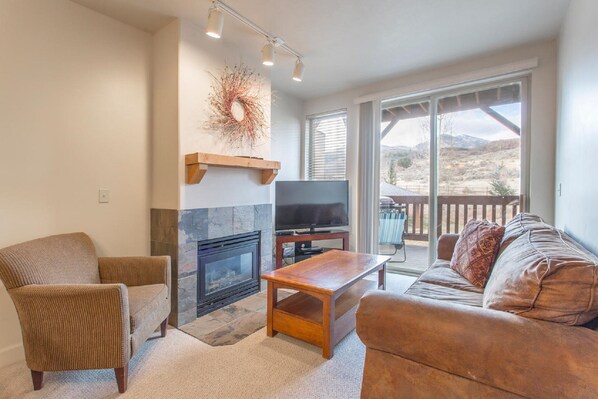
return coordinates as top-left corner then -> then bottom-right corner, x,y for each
179,289 -> 294,346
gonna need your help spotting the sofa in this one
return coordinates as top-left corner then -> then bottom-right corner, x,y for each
356,214 -> 598,398
0,232 -> 171,393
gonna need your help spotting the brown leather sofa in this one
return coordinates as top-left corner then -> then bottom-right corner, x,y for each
357,216 -> 598,398
0,233 -> 171,393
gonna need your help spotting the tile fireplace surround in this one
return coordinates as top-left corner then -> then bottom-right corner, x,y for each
151,205 -> 273,327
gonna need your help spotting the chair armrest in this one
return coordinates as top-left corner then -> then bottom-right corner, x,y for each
437,233 -> 459,260
99,256 -> 171,292
10,284 -> 130,371
356,291 -> 598,399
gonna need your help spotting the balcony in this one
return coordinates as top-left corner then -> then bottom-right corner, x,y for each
380,195 -> 520,274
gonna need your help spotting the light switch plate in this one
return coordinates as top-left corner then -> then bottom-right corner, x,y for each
99,189 -> 110,204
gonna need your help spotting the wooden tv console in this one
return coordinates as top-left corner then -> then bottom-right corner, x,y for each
274,230 -> 349,269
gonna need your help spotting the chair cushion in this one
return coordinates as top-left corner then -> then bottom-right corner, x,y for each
127,284 -> 169,334
484,229 -> 598,325
450,220 -> 505,288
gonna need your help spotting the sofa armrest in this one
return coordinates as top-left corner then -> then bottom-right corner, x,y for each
356,291 -> 598,399
99,256 -> 171,293
10,284 -> 130,371
437,233 -> 459,260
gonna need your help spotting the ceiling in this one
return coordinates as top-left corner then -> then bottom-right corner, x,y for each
71,0 -> 571,100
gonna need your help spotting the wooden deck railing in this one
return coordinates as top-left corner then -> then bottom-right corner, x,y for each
386,195 -> 520,241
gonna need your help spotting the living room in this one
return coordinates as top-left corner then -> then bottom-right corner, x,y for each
1,0 -> 597,398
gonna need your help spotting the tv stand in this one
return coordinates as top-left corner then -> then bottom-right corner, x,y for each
295,229 -> 332,235
275,230 -> 349,269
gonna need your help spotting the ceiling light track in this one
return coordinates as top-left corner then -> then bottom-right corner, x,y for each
206,0 -> 304,82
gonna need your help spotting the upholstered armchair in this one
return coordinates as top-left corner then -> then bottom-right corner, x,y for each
0,233 -> 171,393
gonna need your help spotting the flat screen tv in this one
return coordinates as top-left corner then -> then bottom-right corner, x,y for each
275,180 -> 349,232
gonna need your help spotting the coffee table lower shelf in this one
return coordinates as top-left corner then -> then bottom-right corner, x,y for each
269,279 -> 378,358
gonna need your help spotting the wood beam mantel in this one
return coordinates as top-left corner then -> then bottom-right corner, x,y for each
185,152 -> 281,185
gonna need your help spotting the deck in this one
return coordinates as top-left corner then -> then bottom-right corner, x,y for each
380,240 -> 430,275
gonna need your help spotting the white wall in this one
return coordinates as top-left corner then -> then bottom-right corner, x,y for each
151,20 -> 180,210
304,40 -> 558,250
0,0 -> 152,367
271,91 -> 304,181
178,20 -> 272,210
555,0 -> 598,254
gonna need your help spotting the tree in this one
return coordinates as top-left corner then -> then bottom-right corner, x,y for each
386,161 -> 397,185
397,157 -> 413,169
488,163 -> 515,196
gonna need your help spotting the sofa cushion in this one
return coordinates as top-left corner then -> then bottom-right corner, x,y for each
450,220 -> 505,288
484,229 -> 598,325
127,284 -> 169,334
419,261 -> 484,294
500,213 -> 552,250
406,281 -> 483,307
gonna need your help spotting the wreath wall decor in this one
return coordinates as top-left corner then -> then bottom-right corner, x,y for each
207,64 -> 268,147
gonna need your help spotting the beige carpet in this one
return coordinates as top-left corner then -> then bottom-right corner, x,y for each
0,273 -> 416,399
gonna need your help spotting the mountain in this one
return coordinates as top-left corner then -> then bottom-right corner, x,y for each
381,144 -> 412,153
415,134 -> 489,151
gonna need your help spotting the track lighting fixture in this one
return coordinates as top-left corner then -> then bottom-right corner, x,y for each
205,0 -> 305,81
261,42 -> 275,66
292,58 -> 304,82
206,5 -> 223,38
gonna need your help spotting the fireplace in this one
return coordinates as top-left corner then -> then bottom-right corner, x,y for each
196,231 -> 261,317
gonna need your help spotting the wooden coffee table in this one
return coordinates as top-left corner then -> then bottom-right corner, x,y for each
261,250 -> 389,359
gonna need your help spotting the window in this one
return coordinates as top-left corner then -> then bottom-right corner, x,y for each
305,111 -> 347,180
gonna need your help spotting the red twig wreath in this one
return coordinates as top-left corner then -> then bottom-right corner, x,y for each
207,64 -> 268,147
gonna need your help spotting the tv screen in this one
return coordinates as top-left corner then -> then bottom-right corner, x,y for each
275,180 -> 349,231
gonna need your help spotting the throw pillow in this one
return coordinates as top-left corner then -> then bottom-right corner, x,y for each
450,219 -> 505,288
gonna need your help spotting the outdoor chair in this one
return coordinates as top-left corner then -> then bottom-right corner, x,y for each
379,207 -> 407,262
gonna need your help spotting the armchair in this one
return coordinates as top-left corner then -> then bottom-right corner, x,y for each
0,233 -> 171,393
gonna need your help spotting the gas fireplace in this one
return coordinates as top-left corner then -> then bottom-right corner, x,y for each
196,231 -> 260,317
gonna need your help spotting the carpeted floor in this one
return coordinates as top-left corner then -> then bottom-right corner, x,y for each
0,273 -> 416,399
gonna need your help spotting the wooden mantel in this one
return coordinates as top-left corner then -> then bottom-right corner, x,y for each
185,152 -> 281,185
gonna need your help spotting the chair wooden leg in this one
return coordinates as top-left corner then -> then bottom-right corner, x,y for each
160,318 -> 168,337
31,370 -> 43,391
114,365 -> 128,393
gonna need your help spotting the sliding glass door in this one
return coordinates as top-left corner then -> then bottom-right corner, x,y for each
378,78 -> 528,274
379,98 -> 431,273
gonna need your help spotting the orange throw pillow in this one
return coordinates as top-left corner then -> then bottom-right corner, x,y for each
450,220 -> 505,288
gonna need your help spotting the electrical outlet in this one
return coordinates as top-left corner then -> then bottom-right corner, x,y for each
99,189 -> 110,204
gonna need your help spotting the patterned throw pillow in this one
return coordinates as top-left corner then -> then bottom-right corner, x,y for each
450,220 -> 505,288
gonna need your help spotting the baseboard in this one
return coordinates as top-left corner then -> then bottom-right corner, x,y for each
0,343 -> 24,368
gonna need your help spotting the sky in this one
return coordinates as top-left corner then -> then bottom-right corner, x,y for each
381,103 -> 521,148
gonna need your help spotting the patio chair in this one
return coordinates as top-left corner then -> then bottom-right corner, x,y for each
379,207 -> 407,262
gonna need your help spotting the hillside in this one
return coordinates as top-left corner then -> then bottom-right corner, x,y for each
381,136 -> 520,195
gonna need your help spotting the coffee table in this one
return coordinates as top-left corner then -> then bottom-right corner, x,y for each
261,250 -> 389,359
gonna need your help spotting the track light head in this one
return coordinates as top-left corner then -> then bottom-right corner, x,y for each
206,5 -> 224,38
292,58 -> 304,82
261,42 -> 275,66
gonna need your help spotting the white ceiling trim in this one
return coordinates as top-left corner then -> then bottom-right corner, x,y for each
354,57 -> 539,105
